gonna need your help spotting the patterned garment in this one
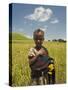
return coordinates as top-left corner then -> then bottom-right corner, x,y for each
28,46 -> 50,71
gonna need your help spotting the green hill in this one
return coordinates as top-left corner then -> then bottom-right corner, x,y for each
9,32 -> 30,40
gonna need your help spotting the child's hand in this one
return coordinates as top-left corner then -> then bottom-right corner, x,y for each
28,48 -> 38,57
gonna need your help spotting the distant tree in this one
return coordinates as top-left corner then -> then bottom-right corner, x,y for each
48,40 -> 51,42
52,39 -> 66,43
58,39 -> 66,42
52,39 -> 57,42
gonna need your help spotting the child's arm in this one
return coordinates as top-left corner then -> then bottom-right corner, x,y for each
28,47 -> 49,66
28,54 -> 39,66
28,48 -> 40,66
28,48 -> 46,66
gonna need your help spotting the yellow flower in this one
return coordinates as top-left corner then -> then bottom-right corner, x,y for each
48,64 -> 54,71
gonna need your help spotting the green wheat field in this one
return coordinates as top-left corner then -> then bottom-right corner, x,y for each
9,33 -> 66,86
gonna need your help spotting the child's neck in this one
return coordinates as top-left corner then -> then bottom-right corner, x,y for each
35,45 -> 42,50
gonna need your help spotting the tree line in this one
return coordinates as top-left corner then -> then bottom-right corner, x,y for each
48,39 -> 66,42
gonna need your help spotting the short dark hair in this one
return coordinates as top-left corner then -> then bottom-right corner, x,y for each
33,28 -> 44,40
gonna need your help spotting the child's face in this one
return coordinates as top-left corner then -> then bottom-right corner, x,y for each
34,32 -> 44,48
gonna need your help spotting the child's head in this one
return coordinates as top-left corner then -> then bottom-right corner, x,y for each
33,28 -> 44,48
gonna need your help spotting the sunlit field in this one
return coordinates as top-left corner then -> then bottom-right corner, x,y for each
9,40 -> 66,86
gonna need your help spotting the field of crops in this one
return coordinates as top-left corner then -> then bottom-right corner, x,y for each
9,40 -> 66,86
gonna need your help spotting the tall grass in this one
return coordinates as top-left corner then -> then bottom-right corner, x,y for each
9,40 -> 66,86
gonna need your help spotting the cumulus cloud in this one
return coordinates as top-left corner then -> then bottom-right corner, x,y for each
50,19 -> 59,24
38,27 -> 47,33
41,28 -> 46,32
25,34 -> 33,39
24,7 -> 53,22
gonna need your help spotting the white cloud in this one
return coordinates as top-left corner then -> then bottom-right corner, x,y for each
24,7 -> 53,22
42,28 -> 46,32
24,34 -> 33,39
50,19 -> 59,24
39,27 -> 47,32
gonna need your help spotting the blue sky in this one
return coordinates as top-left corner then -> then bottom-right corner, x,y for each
10,3 -> 66,40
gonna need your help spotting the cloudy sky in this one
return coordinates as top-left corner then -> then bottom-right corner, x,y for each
10,3 -> 66,40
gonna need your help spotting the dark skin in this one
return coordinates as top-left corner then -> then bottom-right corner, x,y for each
28,31 -> 55,84
28,31 -> 48,66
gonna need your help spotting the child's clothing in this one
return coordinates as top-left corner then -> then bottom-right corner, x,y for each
28,46 -> 55,85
